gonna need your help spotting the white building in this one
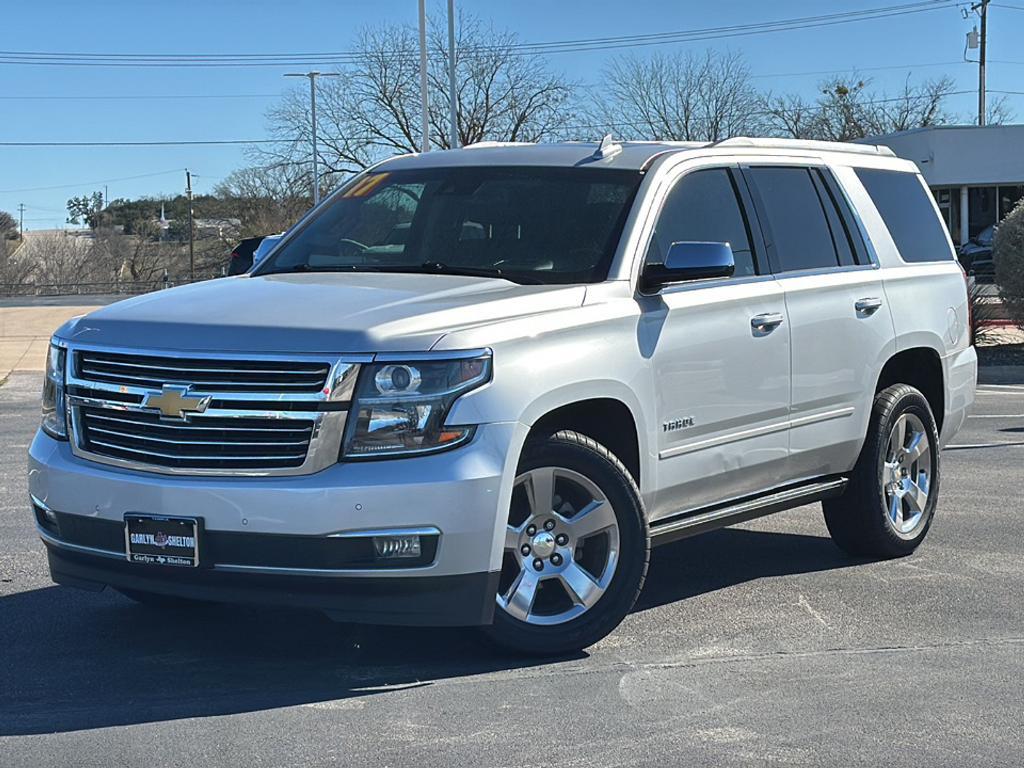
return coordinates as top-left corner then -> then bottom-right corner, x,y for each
860,124 -> 1024,246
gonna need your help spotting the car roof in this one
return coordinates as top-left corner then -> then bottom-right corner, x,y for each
375,138 -> 897,173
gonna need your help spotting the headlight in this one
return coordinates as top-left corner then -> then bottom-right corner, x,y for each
342,353 -> 491,459
41,343 -> 68,440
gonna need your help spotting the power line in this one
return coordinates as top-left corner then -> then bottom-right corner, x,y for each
0,169 -> 183,194
750,60 -> 969,79
0,93 -> 280,101
0,139 -> 278,147
0,2 -> 959,67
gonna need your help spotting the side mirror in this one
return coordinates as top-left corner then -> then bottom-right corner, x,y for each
640,241 -> 735,292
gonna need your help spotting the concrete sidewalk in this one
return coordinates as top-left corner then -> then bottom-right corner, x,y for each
0,297 -> 118,380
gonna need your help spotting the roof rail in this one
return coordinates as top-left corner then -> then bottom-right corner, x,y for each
711,136 -> 896,157
463,140 -> 537,150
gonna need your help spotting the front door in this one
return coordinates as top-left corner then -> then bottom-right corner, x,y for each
641,165 -> 792,521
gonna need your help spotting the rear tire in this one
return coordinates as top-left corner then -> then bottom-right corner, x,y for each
482,430 -> 649,656
823,384 -> 940,558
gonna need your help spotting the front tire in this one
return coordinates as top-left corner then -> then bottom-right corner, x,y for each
823,384 -> 940,558
482,430 -> 649,656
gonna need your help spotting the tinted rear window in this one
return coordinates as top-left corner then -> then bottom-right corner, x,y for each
854,168 -> 953,263
746,167 -> 839,272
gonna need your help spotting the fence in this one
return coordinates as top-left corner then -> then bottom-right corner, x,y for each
0,275 -> 220,298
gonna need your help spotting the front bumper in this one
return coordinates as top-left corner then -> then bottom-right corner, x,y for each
29,421 -> 525,626
45,545 -> 500,626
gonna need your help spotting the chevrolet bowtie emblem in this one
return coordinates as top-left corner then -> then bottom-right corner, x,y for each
142,384 -> 212,420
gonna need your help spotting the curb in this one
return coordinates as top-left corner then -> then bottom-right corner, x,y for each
978,365 -> 1024,385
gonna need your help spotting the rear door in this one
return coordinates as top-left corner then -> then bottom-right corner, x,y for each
742,164 -> 895,481
641,164 -> 791,520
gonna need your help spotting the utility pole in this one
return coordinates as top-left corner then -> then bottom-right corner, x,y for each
17,203 -> 25,240
971,0 -> 991,126
447,0 -> 458,149
186,169 -> 194,282
418,0 -> 430,152
284,71 -> 339,205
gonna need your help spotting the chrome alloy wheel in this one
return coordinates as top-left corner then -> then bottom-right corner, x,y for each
496,466 -> 620,626
882,412 -> 932,537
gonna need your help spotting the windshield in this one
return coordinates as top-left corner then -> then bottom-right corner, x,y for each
254,166 -> 642,285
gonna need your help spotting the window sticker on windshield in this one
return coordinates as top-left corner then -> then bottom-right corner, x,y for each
344,173 -> 390,198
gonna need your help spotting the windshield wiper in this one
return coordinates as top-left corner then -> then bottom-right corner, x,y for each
259,261 -> 544,284
415,262 -> 545,285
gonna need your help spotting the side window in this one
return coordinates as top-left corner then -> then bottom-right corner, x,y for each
745,166 -> 839,273
811,170 -> 855,267
817,169 -> 872,266
854,168 -> 954,263
646,168 -> 757,277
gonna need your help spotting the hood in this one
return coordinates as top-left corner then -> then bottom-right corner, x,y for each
55,272 -> 586,354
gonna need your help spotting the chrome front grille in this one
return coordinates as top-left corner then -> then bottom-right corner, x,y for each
76,349 -> 331,392
78,407 -> 316,470
65,345 -> 362,477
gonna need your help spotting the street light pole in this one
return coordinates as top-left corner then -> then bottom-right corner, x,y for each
418,0 -> 431,153
284,71 -> 340,205
447,0 -> 458,149
186,169 -> 194,282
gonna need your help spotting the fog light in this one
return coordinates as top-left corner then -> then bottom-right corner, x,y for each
373,535 -> 422,559
33,501 -> 58,533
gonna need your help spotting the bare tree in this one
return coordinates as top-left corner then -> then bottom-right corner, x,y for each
590,50 -> 766,141
0,210 -> 17,238
213,163 -> 311,236
256,12 -> 575,187
92,222 -> 166,283
0,238 -> 35,290
764,74 -> 956,141
22,232 -> 99,286
983,94 -> 1015,126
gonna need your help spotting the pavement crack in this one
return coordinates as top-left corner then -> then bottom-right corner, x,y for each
796,593 -> 830,628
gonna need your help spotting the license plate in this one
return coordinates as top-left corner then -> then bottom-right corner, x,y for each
125,515 -> 200,568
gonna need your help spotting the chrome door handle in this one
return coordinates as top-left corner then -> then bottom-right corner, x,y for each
855,297 -> 883,315
751,312 -> 785,333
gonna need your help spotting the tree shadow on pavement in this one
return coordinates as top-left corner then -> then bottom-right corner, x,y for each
0,527 -> 859,736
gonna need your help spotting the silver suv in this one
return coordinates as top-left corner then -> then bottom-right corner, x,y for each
29,138 -> 977,654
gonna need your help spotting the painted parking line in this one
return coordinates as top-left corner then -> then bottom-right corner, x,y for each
946,441 -> 1024,450
968,413 -> 1024,418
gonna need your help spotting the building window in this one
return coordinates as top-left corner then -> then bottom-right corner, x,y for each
999,185 -> 1024,221
968,186 -> 998,239
932,187 -> 961,245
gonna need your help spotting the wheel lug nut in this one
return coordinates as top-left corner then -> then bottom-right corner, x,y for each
556,534 -> 568,546
544,519 -> 556,531
551,553 -> 563,566
533,559 -> 544,571
520,544 -> 531,556
526,525 -> 537,536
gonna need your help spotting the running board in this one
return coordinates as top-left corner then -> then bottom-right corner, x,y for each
649,477 -> 848,546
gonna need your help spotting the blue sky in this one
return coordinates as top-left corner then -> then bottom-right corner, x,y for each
3,0 -> 1022,230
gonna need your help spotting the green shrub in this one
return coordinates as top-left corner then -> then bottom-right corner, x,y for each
994,200 -> 1024,330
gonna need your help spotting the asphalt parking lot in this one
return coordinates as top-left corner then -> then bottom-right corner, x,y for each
1,371 -> 1022,767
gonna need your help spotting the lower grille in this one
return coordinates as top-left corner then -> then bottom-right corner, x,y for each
78,407 -> 316,470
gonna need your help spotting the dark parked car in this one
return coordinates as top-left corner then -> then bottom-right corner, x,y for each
227,236 -> 266,275
958,225 -> 995,282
